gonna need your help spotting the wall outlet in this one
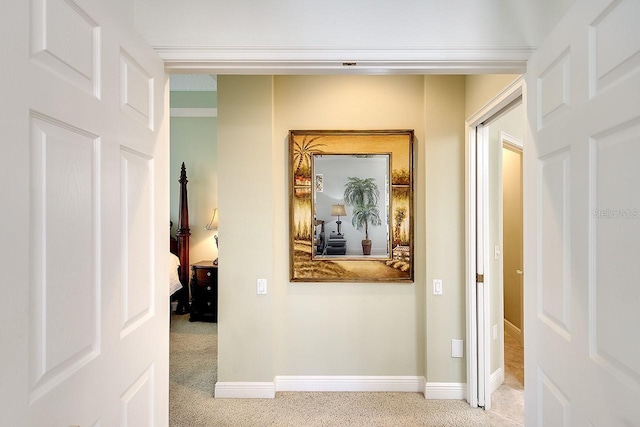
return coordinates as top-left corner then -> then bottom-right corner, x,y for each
493,324 -> 498,340
494,245 -> 501,260
257,279 -> 267,295
451,339 -> 464,358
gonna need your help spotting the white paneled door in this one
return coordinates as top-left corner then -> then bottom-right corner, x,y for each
525,0 -> 640,425
1,0 -> 168,425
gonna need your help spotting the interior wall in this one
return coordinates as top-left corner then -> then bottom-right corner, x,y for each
464,75 -> 521,119
424,76 -> 467,383
272,75 -> 427,376
502,146 -> 523,331
217,76 -> 275,382
216,73 -> 526,387
217,74 -> 473,384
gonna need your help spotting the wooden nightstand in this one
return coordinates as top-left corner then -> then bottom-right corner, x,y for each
189,261 -> 218,322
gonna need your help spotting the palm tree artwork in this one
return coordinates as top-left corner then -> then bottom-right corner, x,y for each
292,136 -> 325,180
292,136 -> 326,242
343,177 -> 382,255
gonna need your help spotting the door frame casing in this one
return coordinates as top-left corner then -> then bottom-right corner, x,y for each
464,77 -> 524,407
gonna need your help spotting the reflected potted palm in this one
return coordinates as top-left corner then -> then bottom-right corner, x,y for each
343,177 -> 382,255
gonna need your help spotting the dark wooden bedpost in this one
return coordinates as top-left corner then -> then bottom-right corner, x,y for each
176,162 -> 191,314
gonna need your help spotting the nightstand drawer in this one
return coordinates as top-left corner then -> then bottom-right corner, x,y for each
189,261 -> 218,323
195,268 -> 215,283
199,283 -> 215,293
192,283 -> 215,298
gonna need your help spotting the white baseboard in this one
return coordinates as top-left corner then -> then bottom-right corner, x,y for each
275,376 -> 425,393
424,382 -> 467,400
214,382 -> 276,399
504,319 -> 523,345
490,367 -> 504,395
214,377 -> 468,399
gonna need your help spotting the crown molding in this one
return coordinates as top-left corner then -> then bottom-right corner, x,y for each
155,46 -> 536,74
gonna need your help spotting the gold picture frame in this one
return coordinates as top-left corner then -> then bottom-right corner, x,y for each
289,130 -> 414,282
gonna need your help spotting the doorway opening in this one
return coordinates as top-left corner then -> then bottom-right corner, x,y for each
465,77 -> 524,424
168,74 -> 219,413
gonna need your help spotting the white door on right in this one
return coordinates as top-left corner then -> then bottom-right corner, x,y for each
524,0 -> 640,425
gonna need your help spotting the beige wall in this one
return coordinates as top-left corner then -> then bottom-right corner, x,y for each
464,75 -> 521,119
424,76 -> 467,382
217,76 -> 275,381
218,74 -> 471,384
502,145 -> 523,330
273,75 -> 427,376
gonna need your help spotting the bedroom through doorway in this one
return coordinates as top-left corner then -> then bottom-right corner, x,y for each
169,74 -> 219,412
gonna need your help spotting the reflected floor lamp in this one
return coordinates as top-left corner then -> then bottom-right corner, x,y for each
205,208 -> 219,265
331,204 -> 347,235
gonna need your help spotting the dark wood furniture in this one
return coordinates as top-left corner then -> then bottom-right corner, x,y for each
174,163 -> 191,314
189,261 -> 218,322
325,232 -> 347,255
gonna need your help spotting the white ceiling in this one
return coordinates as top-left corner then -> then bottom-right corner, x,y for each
136,0 -> 576,74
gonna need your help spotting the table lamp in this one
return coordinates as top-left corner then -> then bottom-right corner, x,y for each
204,208 -> 219,265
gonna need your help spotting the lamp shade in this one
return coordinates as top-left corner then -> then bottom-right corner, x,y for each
331,204 -> 347,216
204,208 -> 218,230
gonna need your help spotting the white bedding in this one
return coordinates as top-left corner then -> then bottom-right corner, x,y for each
169,252 -> 182,296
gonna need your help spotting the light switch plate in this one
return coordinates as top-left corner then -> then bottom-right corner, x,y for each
257,279 -> 267,295
433,279 -> 443,295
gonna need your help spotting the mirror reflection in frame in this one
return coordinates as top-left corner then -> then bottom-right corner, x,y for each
289,129 -> 414,282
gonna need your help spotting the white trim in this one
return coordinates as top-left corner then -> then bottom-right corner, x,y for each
214,382 -> 276,399
465,122 -> 479,407
170,107 -> 217,118
275,376 -> 425,393
490,367 -> 505,395
465,76 -> 524,409
501,131 -> 523,150
477,123 -> 490,409
504,318 -> 523,345
157,46 -> 535,74
424,382 -> 468,400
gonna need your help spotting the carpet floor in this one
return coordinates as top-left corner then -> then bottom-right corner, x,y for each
170,314 -> 493,427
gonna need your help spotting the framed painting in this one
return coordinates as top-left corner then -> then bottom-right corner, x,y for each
289,129 -> 414,282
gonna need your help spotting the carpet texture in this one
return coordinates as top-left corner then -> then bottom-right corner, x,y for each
170,314 -> 491,427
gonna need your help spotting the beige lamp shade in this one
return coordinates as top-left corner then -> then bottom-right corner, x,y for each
331,204 -> 347,216
331,204 -> 347,235
205,208 -> 218,231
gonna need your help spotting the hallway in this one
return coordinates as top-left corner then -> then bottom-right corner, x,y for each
487,333 -> 524,426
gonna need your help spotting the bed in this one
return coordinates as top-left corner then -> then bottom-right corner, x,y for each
170,162 -> 191,314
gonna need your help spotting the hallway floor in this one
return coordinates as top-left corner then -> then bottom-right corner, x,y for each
486,333 -> 524,426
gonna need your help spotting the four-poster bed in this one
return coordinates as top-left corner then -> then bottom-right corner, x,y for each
170,162 -> 191,314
